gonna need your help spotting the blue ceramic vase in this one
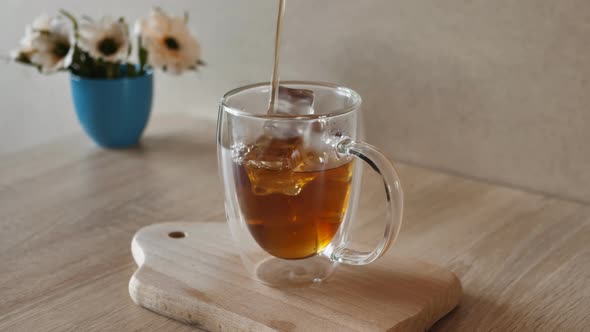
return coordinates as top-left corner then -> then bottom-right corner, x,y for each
70,71 -> 153,148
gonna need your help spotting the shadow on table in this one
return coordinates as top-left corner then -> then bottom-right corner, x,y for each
137,130 -> 217,158
82,128 -> 218,164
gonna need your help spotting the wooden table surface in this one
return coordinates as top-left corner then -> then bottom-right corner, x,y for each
1,115 -> 589,331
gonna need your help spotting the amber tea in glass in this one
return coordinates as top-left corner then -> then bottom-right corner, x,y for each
233,135 -> 353,260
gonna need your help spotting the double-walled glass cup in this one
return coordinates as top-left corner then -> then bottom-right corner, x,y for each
217,82 -> 403,286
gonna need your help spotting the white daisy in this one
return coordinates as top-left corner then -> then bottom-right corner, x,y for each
10,28 -> 35,63
30,13 -> 52,32
15,15 -> 75,73
136,8 -> 202,74
78,17 -> 130,63
21,13 -> 52,51
10,14 -> 54,64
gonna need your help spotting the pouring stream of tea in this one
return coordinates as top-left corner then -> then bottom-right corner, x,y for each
268,0 -> 286,114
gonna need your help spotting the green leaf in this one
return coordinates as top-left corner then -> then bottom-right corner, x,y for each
126,63 -> 137,77
59,10 -> 79,35
69,47 -> 96,77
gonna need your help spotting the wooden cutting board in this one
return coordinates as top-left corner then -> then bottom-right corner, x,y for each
129,222 -> 462,331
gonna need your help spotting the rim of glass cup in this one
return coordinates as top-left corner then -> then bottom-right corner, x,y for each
220,81 -> 362,120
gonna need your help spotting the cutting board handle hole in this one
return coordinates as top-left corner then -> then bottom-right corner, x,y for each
168,231 -> 186,239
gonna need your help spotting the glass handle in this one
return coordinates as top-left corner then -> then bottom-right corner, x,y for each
332,138 -> 404,265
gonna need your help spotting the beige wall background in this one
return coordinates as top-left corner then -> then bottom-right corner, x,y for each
1,1 -> 589,202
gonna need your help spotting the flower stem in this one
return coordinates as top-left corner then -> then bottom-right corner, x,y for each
60,10 -> 79,36
137,36 -> 148,75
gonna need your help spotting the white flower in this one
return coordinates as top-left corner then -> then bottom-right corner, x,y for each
10,14 -> 55,64
10,27 -> 35,62
136,8 -> 201,74
19,13 -> 52,52
18,28 -> 36,53
78,17 -> 130,63
12,15 -> 74,73
31,13 -> 52,32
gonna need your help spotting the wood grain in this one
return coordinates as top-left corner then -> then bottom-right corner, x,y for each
129,221 -> 461,331
1,114 -> 589,331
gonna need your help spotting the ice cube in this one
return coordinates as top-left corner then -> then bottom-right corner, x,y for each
297,118 -> 352,172
274,86 -> 315,115
245,135 -> 301,171
264,86 -> 315,139
241,136 -> 317,196
231,142 -> 253,164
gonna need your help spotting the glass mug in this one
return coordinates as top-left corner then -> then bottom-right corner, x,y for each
217,81 -> 403,286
